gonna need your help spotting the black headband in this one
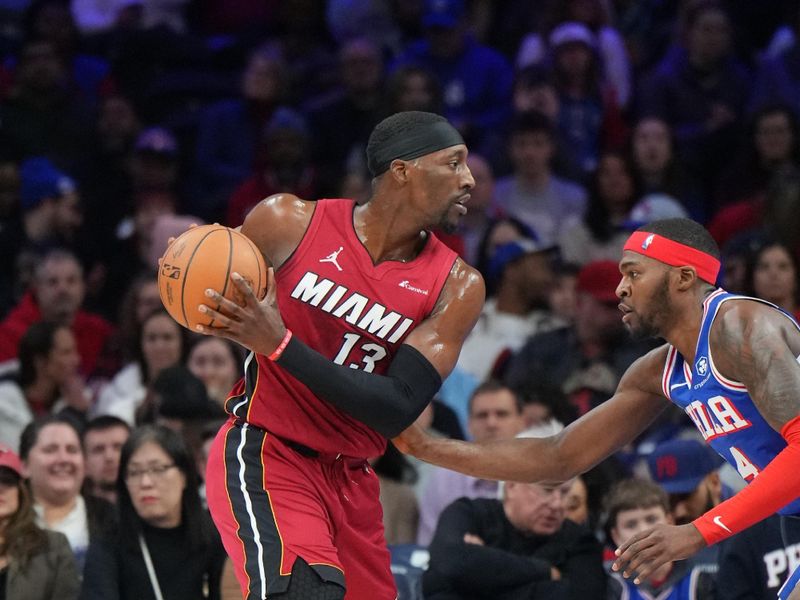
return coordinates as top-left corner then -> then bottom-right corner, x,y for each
367,120 -> 465,176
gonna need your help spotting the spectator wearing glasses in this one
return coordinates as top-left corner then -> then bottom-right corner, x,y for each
81,425 -> 225,600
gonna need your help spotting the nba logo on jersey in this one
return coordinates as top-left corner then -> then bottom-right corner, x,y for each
696,356 -> 708,376
642,233 -> 655,250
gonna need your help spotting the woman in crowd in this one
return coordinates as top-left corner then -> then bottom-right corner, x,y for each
716,104 -> 800,209
745,239 -> 800,320
0,322 -> 85,451
113,275 -> 161,366
559,151 -> 640,265
186,337 -> 243,408
95,308 -> 186,426
0,444 -> 79,599
81,425 -> 226,600
19,416 -> 116,571
628,116 -> 701,218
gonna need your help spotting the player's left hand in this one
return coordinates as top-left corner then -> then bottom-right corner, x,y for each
612,523 -> 706,584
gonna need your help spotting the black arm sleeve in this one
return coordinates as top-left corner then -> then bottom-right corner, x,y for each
275,336 -> 442,438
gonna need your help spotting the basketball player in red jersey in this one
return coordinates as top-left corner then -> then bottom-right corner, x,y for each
395,218 -> 800,599
197,112 -> 484,599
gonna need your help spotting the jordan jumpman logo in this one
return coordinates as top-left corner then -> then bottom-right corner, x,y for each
320,247 -> 344,271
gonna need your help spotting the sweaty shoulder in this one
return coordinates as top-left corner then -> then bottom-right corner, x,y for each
402,257 -> 485,378
618,343 -> 672,399
240,193 -> 316,268
431,257 -> 485,320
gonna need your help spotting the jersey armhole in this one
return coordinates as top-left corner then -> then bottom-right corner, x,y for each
275,200 -> 324,275
661,345 -> 677,400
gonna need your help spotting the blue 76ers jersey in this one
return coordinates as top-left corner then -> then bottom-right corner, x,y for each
662,288 -> 800,516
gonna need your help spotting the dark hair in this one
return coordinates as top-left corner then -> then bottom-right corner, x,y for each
134,308 -> 187,384
743,238 -> 800,302
19,415 -> 82,461
0,474 -> 48,568
628,116 -> 686,196
749,104 -> 800,162
384,66 -> 443,115
680,0 -> 730,34
21,0 -> 76,46
467,380 -> 523,416
519,382 -> 577,425
82,415 -> 131,441
584,151 -> 639,242
117,425 -> 210,554
17,321 -> 68,388
603,478 -> 669,541
187,336 -> 246,371
33,248 -> 82,283
514,65 -> 554,92
366,111 -> 449,173
117,274 -> 159,364
509,110 -> 555,140
637,218 -> 721,259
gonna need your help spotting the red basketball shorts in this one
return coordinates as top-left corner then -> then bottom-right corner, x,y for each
206,418 -> 397,599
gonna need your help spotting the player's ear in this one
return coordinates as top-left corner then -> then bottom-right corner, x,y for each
675,266 -> 697,291
389,159 -> 411,184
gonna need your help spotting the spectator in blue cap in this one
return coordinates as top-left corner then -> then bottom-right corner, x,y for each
647,439 -> 728,526
19,157 -> 82,244
647,438 -> 733,573
0,157 -> 83,306
457,235 -> 562,383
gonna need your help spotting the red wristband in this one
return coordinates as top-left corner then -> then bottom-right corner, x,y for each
268,329 -> 293,361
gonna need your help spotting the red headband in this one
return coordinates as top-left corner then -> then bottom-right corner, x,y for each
623,231 -> 720,284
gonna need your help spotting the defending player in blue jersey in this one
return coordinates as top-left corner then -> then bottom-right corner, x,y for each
395,218 -> 800,599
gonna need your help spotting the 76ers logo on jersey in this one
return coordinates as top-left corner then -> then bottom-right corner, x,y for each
693,355 -> 711,389
695,356 -> 708,376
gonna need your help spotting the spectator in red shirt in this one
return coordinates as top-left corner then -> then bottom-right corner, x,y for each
0,249 -> 114,378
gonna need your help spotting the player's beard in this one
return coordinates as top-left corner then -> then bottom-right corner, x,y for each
630,273 -> 672,340
437,203 -> 461,234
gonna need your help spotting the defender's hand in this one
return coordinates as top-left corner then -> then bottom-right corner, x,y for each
612,523 -> 706,584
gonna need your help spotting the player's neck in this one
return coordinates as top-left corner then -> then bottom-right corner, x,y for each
355,202 -> 429,264
662,291 -> 708,363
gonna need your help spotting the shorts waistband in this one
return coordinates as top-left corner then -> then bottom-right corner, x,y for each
232,418 -> 363,465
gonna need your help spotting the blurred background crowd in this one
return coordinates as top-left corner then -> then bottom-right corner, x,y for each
1,0 -> 800,598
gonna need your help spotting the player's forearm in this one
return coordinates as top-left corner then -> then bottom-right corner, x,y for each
408,434 -> 573,483
276,337 -> 440,438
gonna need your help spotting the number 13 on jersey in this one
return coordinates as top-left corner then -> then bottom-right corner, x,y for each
333,333 -> 388,372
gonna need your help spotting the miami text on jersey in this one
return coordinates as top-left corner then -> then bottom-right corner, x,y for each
290,271 -> 415,343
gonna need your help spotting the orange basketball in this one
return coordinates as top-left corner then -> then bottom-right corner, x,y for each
158,224 -> 268,330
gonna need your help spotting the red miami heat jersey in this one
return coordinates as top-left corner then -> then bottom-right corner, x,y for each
225,198 -> 458,458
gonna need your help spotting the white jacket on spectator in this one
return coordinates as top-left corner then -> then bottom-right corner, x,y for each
0,379 -> 33,451
93,363 -> 146,426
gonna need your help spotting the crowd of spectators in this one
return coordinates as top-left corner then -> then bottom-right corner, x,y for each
2,0 -> 800,598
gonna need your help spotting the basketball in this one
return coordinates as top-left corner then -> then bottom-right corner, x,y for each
158,224 -> 268,330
